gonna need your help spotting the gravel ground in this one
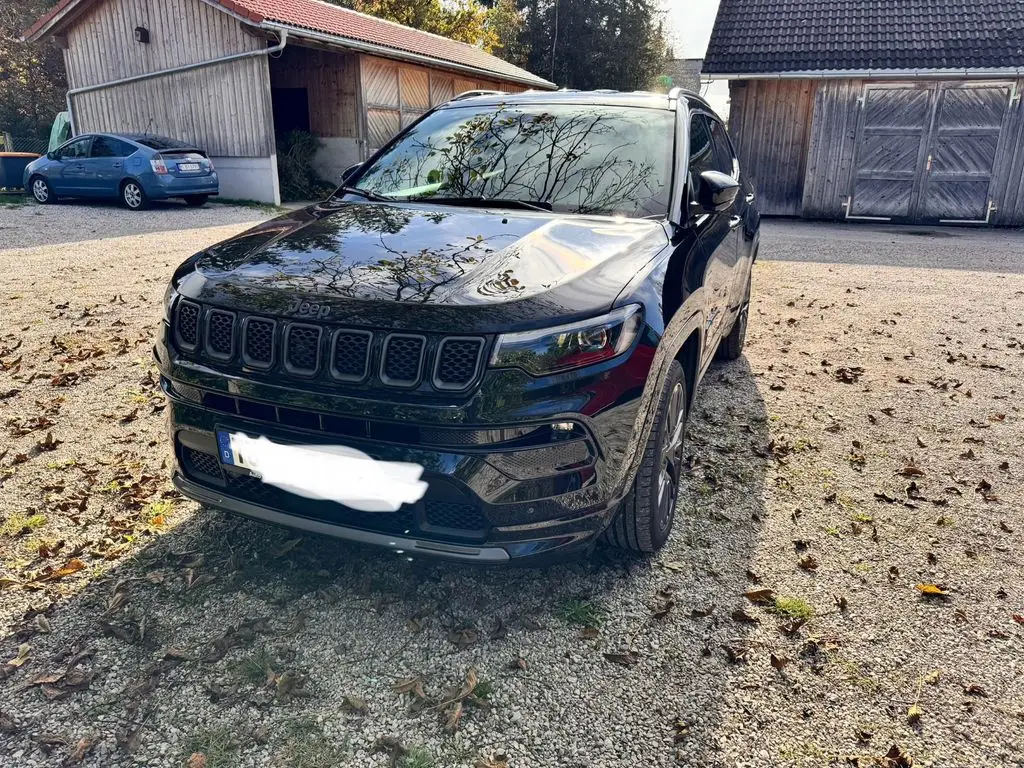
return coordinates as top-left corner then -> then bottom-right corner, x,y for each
1,202 -> 1023,768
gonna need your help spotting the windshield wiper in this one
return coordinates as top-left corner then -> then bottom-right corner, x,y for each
410,196 -> 553,212
336,186 -> 391,203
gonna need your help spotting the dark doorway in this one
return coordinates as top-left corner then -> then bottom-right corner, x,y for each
272,88 -> 311,135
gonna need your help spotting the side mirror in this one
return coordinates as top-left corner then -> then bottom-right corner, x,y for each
47,151 -> 58,161
341,163 -> 362,183
696,170 -> 741,214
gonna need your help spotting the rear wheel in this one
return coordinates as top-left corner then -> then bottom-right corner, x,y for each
716,270 -> 752,362
605,360 -> 688,553
183,195 -> 209,208
30,176 -> 56,204
121,180 -> 148,210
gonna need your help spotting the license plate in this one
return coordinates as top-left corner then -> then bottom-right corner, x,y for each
216,430 -> 258,475
177,162 -> 201,172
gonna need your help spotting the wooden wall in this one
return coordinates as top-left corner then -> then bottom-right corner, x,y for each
800,79 -> 864,219
269,46 -> 360,138
991,80 -> 1024,226
63,0 -> 274,157
727,79 -> 815,216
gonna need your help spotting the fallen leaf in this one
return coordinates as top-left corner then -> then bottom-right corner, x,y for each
342,695 -> 368,715
7,644 -> 30,667
907,703 -> 923,724
447,628 -> 479,650
273,538 -> 302,559
964,684 -> 988,697
770,653 -> 790,670
798,554 -> 820,571
444,701 -> 463,732
393,676 -> 426,699
65,737 -> 93,764
1012,615 -> 1024,626
731,608 -> 760,624
602,650 -> 639,667
1000,521 -> 1014,534
744,588 -> 776,604
580,626 -> 600,640
651,599 -> 674,620
915,583 -> 949,597
778,618 -> 806,636
45,558 -> 86,581
186,754 -> 208,768
474,753 -> 510,768
883,744 -> 914,768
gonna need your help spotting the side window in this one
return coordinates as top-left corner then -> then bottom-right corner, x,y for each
708,119 -> 737,177
688,114 -> 716,177
58,138 -> 91,160
91,137 -> 133,158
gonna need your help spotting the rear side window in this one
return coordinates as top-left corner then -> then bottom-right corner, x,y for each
91,137 -> 135,158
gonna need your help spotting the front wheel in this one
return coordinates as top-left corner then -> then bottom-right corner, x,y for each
30,176 -> 57,204
183,195 -> 209,208
605,359 -> 688,553
120,180 -> 149,210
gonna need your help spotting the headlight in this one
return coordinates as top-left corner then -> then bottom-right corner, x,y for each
490,305 -> 643,375
163,283 -> 179,323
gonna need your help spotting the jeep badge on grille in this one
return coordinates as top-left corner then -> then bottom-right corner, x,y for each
287,299 -> 331,319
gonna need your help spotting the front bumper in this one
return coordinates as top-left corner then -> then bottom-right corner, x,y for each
157,320 -> 656,563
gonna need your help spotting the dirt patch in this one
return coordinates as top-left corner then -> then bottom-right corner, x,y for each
1,207 -> 1023,767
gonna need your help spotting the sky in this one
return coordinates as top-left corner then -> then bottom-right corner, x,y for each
662,0 -> 720,58
661,0 -> 729,116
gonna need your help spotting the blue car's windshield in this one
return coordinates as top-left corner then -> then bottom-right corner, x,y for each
352,104 -> 675,218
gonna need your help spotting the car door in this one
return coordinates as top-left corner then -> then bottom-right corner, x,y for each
706,118 -> 751,315
687,112 -> 738,355
82,136 -> 135,197
49,136 -> 93,195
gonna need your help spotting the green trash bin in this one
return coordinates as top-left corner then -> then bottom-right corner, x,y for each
0,152 -> 41,191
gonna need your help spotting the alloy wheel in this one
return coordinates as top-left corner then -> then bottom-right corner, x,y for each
656,381 -> 686,535
32,179 -> 48,203
124,183 -> 143,209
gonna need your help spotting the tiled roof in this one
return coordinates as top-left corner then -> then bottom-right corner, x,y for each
704,0 -> 1024,75
24,0 -> 554,88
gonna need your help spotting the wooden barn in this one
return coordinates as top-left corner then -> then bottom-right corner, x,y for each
23,0 -> 555,205
704,0 -> 1024,226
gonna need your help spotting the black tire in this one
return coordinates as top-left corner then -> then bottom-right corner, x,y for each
605,359 -> 688,553
183,195 -> 209,208
120,180 -> 149,210
29,176 -> 57,204
716,269 -> 752,362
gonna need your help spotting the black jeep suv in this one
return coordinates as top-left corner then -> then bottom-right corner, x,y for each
156,89 -> 759,563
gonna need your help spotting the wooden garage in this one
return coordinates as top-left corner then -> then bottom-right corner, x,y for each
23,0 -> 555,205
705,0 -> 1024,226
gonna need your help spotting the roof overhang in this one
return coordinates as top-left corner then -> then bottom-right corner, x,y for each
707,67 -> 1024,80
23,0 -> 556,91
262,21 -> 556,90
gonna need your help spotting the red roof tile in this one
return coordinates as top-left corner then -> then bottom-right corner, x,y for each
24,0 -> 554,88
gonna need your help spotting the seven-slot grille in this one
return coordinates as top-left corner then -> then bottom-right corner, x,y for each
171,301 -> 484,391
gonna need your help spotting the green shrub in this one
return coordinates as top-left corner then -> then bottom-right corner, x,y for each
276,130 -> 335,202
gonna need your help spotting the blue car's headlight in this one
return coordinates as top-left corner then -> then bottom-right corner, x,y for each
490,305 -> 643,375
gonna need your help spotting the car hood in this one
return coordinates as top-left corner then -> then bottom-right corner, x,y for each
178,201 -> 669,333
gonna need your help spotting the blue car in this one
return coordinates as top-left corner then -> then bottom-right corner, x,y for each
23,132 -> 219,210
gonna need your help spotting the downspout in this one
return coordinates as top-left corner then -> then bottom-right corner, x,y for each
66,30 -> 288,134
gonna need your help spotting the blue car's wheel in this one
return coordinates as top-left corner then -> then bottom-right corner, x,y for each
30,176 -> 56,204
120,180 -> 149,211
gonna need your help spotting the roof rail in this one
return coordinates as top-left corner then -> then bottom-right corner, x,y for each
451,89 -> 506,101
667,86 -> 684,101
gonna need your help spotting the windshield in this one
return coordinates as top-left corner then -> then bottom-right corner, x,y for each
351,104 -> 675,218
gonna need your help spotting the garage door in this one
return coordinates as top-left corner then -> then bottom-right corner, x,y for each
848,82 -> 1014,223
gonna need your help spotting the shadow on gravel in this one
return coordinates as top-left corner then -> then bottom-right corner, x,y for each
0,359 -> 770,768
